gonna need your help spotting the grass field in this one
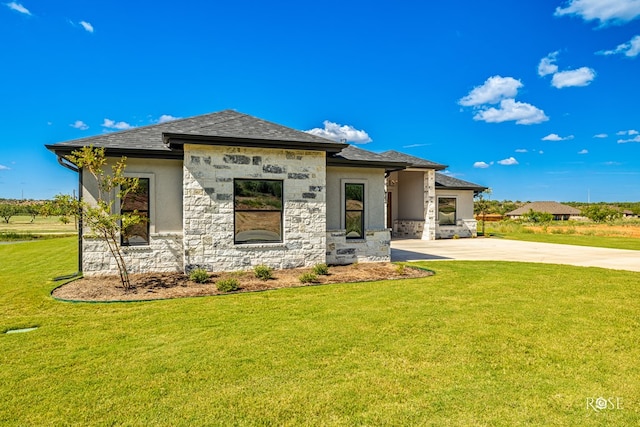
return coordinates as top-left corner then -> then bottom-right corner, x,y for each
1,237 -> 639,425
485,221 -> 640,251
0,215 -> 77,240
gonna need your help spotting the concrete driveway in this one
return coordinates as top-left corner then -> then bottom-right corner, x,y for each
391,238 -> 640,272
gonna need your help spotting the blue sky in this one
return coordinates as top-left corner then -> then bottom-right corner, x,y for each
1,0 -> 639,202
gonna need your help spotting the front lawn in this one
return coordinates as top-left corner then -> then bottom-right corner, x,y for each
1,238 -> 639,425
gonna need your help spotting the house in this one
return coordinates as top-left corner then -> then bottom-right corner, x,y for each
381,151 -> 487,239
47,110 -> 485,276
505,201 -> 581,221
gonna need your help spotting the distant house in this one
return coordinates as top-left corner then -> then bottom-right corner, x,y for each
505,201 -> 581,221
622,209 -> 637,218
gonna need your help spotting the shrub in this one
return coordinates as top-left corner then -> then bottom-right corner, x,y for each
189,268 -> 209,284
216,278 -> 239,292
313,263 -> 330,275
254,264 -> 273,281
395,264 -> 406,275
299,272 -> 318,283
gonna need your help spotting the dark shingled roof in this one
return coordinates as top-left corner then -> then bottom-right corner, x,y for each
505,201 -> 581,216
46,110 -> 347,158
435,172 -> 487,192
379,150 -> 447,170
328,145 -> 408,170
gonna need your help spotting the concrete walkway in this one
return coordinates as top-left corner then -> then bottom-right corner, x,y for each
391,238 -> 640,272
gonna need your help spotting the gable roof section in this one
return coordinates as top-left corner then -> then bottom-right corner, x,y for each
379,150 -> 447,170
506,201 -> 581,216
46,110 -> 347,159
328,145 -> 408,170
435,172 -> 487,192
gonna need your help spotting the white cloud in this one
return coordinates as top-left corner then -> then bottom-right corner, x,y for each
515,148 -> 528,153
402,143 -> 429,148
158,114 -> 180,123
539,150 -> 544,154
598,35 -> 640,57
578,149 -> 589,154
617,129 -> 639,135
593,133 -> 608,138
70,120 -> 89,130
473,161 -> 491,168
473,99 -> 549,125
79,21 -> 94,33
458,76 -> 523,106
0,164 -> 10,171
305,120 -> 372,143
542,133 -> 575,141
618,135 -> 640,143
6,2 -> 31,15
102,118 -> 133,130
538,52 -> 560,76
498,157 -> 519,166
551,67 -> 596,88
555,0 -> 640,26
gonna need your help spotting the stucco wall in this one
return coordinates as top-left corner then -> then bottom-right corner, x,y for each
397,170 -> 425,220
435,189 -> 477,238
435,188 -> 475,220
326,166 -> 386,230
183,144 -> 326,273
80,158 -> 184,275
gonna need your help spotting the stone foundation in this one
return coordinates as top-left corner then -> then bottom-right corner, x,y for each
326,229 -> 391,265
393,219 -> 424,239
435,219 -> 478,239
82,233 -> 184,276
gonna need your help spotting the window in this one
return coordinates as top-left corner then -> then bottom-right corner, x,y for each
345,183 -> 364,239
121,178 -> 150,246
234,179 -> 283,244
438,197 -> 456,226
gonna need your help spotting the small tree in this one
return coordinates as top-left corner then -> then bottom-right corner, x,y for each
66,146 -> 145,290
521,209 -> 553,223
41,194 -> 79,229
474,188 -> 492,236
0,203 -> 18,224
582,205 -> 623,223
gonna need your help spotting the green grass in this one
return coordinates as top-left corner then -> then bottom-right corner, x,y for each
2,238 -> 640,425
0,215 -> 77,241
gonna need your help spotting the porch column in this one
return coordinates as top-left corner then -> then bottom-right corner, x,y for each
421,170 -> 436,240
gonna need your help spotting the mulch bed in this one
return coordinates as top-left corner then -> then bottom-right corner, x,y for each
52,263 -> 433,302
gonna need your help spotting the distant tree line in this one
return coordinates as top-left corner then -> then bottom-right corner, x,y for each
0,196 -> 77,225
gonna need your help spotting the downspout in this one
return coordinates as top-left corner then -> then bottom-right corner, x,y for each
57,156 -> 83,274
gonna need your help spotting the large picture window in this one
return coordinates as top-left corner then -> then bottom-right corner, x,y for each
345,183 -> 364,239
438,197 -> 456,226
121,178 -> 150,246
234,179 -> 283,244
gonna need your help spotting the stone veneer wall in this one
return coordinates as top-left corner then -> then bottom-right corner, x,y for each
326,229 -> 391,265
82,234 -> 184,276
183,144 -> 326,273
422,170 -> 436,240
393,220 -> 424,239
436,219 -> 478,239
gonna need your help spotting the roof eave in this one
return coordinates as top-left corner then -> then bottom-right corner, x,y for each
163,133 -> 347,153
327,157 -> 409,171
46,144 -> 182,160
